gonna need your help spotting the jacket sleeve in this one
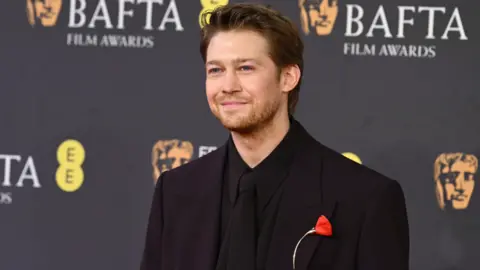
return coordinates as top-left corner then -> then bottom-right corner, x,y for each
140,172 -> 167,270
357,180 -> 410,270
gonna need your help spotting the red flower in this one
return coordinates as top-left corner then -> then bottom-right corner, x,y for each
293,215 -> 333,269
314,215 -> 332,236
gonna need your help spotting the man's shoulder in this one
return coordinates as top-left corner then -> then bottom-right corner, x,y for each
315,141 -> 403,202
293,121 -> 398,197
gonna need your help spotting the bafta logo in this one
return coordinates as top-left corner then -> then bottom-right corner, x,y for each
299,0 -> 338,36
26,0 -> 62,27
434,153 -> 478,210
152,140 -> 194,183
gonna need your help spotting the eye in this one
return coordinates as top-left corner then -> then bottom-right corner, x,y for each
207,67 -> 222,74
239,65 -> 254,71
445,172 -> 459,183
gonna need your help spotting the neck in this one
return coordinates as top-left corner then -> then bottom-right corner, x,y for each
231,111 -> 291,168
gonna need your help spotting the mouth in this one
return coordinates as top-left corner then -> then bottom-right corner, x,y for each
453,194 -> 467,201
316,20 -> 331,27
40,11 -> 55,18
220,101 -> 248,109
221,101 -> 247,105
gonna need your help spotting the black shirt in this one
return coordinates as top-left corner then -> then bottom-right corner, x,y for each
218,119 -> 298,269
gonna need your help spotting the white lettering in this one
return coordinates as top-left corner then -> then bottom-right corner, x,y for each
199,146 -> 217,157
397,6 -> 415,38
0,155 -> 21,187
88,0 -> 113,29
68,0 -> 183,31
109,35 -> 120,46
99,34 -> 155,48
418,7 -> 446,39
159,0 -> 184,31
378,44 -> 436,58
138,0 -> 164,30
366,6 -> 392,38
387,44 -> 402,56
441,8 -> 468,40
118,0 -> 135,29
345,4 -> 364,37
68,0 -> 87,28
66,33 -> 98,46
16,156 -> 41,188
345,5 -> 466,41
0,155 -> 41,188
343,42 -> 375,56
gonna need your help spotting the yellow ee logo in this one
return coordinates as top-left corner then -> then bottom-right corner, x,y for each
342,152 -> 362,164
56,139 -> 85,192
199,0 -> 228,28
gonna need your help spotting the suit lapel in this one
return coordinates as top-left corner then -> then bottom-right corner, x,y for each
265,132 -> 337,270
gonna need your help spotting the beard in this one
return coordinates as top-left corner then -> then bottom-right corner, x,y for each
211,97 -> 281,135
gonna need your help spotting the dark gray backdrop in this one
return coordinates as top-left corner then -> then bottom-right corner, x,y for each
1,0 -> 478,269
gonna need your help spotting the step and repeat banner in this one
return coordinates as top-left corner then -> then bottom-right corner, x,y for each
0,0 -> 478,269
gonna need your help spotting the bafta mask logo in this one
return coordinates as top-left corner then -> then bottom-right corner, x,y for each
152,140 -> 194,183
26,0 -> 62,27
434,153 -> 478,210
299,0 -> 338,36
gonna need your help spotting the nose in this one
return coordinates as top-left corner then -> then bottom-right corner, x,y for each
222,71 -> 240,93
455,176 -> 465,193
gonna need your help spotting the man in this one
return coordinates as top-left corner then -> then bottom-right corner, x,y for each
140,3 -> 409,270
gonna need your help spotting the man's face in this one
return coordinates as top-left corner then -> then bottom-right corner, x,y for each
300,0 -> 338,35
439,160 -> 476,209
205,30 -> 284,133
27,0 -> 62,27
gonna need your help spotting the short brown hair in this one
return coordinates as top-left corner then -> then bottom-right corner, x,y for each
199,3 -> 304,114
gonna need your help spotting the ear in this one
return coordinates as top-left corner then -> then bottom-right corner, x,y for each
280,64 -> 301,93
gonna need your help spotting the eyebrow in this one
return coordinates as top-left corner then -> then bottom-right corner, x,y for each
206,58 -> 257,66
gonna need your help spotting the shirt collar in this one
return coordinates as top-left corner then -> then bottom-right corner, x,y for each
226,116 -> 298,209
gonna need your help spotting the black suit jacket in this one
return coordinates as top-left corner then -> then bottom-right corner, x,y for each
140,122 -> 410,270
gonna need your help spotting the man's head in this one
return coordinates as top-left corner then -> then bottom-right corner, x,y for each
434,153 -> 478,210
200,4 -> 303,134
